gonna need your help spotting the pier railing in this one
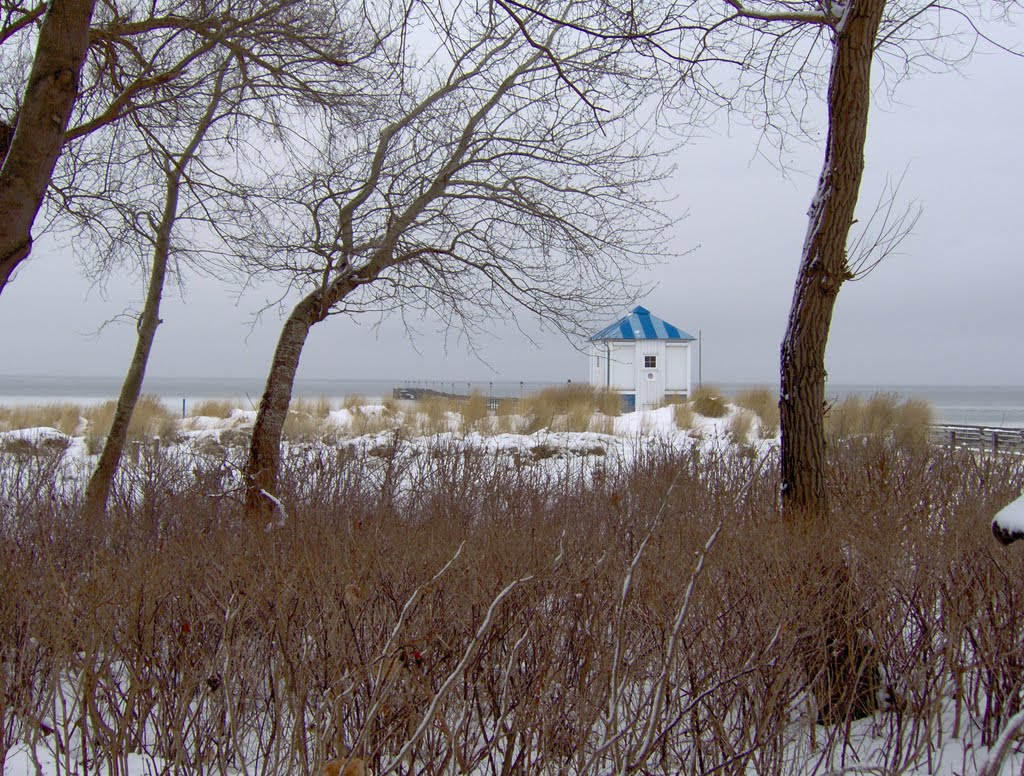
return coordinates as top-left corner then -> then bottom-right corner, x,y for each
929,424 -> 1024,454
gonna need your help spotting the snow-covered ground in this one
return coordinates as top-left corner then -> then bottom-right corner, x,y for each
2,700 -> 1022,775
0,402 -> 770,499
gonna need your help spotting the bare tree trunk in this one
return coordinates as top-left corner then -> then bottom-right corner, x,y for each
81,173 -> 180,520
243,290 -> 331,520
0,0 -> 96,294
777,0 -> 888,724
779,0 -> 886,522
81,69 -> 226,519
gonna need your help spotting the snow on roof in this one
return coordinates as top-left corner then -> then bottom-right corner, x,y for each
589,306 -> 696,342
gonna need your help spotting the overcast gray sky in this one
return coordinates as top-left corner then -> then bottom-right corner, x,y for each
2,48 -> 1022,389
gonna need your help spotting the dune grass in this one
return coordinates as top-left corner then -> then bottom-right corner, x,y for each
734,386 -> 780,438
726,408 -> 755,445
521,384 -> 620,433
335,397 -> 401,437
894,398 -> 934,448
461,391 -> 490,433
83,395 -> 179,453
282,397 -> 335,440
826,392 -> 934,448
0,402 -> 84,436
413,396 -> 461,435
189,398 -> 240,418
0,386 -> 937,456
690,385 -> 729,418
671,401 -> 695,430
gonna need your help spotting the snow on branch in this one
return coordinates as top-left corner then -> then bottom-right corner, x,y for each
722,0 -> 832,25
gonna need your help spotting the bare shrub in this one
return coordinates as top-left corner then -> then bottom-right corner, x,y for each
3,439 -> 1024,774
0,437 -> 75,531
219,428 -> 252,449
691,385 -> 729,418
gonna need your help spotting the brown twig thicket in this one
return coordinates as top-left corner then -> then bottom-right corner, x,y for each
1,437 -> 1023,774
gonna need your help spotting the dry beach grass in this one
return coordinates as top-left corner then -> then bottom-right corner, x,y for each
0,385 -> 938,447
1,403 -> 1023,773
734,386 -> 781,438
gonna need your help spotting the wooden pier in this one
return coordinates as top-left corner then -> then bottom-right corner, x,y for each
392,387 -> 504,411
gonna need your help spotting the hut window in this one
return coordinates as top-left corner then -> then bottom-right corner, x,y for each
644,355 -> 657,369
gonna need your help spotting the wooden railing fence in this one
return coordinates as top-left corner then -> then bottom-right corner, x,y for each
929,424 -> 1024,454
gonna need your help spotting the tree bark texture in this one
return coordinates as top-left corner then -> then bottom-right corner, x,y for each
243,289 -> 334,520
81,174 -> 180,521
0,0 -> 97,294
779,0 -> 886,521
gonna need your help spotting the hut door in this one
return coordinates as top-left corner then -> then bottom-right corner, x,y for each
638,351 -> 661,410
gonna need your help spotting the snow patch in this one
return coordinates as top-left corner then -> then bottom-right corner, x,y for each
993,492 -> 1024,545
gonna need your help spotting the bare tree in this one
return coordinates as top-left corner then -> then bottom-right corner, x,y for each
79,62 -> 232,521
0,0 -> 371,295
238,9 -> 671,518
689,0 -> 1014,520
55,0 -> 379,518
774,0 -> 888,521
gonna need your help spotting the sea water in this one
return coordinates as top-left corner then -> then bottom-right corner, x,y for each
725,383 -> 1024,429
0,375 -> 1022,428
0,375 -> 555,408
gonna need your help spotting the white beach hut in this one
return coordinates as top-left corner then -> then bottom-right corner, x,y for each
588,306 -> 697,412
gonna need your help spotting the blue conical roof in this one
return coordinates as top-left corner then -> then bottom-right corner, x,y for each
590,306 -> 695,342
